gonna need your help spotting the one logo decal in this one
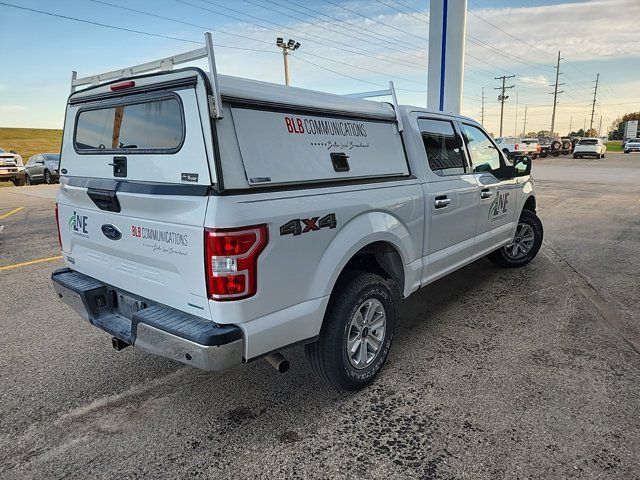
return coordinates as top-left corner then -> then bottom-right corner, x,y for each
131,225 -> 188,256
489,191 -> 510,221
101,224 -> 122,240
68,211 -> 89,237
280,213 -> 337,236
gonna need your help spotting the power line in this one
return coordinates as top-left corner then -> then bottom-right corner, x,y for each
260,0 -> 427,55
247,0 -> 427,61
0,1 -> 202,44
91,0 -> 427,88
178,0 -> 428,71
373,0 -> 428,24
295,55 -> 423,92
323,0 -> 428,42
284,0 -> 426,51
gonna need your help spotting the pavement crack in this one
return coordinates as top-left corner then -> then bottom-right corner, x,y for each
543,242 -> 640,356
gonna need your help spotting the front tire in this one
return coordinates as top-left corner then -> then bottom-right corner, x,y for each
12,177 -> 26,187
24,174 -> 31,186
488,210 -> 543,268
305,272 -> 396,391
44,170 -> 52,184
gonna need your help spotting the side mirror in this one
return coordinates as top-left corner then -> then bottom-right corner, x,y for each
10,150 -> 17,154
513,156 -> 532,177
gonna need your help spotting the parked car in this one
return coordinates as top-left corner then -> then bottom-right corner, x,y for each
52,37 -> 542,391
624,138 -> 640,154
24,153 -> 60,185
573,138 -> 606,158
494,137 -> 538,159
0,148 -> 26,186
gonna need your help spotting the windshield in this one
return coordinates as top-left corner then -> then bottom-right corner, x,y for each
578,139 -> 598,145
0,148 -> 5,153
43,154 -> 60,161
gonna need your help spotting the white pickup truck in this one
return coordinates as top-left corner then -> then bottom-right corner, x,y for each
494,137 -> 539,159
52,35 -> 542,391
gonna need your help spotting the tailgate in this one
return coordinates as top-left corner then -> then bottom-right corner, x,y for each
57,69 -> 215,319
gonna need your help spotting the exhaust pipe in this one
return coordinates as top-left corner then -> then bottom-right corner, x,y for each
111,337 -> 130,351
265,352 -> 290,373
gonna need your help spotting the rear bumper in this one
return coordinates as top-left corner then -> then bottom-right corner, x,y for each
51,268 -> 244,371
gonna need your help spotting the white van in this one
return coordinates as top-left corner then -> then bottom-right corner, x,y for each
52,34 -> 542,391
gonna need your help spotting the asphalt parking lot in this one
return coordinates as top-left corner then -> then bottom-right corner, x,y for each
1,153 -> 639,479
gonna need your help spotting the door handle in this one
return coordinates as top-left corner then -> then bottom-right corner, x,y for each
434,197 -> 451,209
480,188 -> 493,199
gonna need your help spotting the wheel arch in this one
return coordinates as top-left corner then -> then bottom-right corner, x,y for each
307,211 -> 420,304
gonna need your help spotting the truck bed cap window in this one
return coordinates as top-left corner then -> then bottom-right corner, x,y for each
75,96 -> 184,153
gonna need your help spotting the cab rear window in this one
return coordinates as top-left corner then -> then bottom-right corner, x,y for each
74,96 -> 184,153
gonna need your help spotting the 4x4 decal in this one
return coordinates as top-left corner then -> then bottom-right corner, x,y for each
280,213 -> 337,236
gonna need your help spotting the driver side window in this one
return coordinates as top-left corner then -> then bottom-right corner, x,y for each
462,124 -> 503,174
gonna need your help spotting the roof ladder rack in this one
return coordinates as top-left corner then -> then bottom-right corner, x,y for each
70,32 -> 223,118
343,81 -> 404,132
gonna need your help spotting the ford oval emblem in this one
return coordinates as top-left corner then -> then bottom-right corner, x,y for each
101,224 -> 122,240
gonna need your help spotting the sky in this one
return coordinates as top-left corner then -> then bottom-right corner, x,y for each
1,0 -> 639,136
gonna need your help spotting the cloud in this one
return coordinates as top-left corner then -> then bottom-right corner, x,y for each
519,76 -> 549,87
0,105 -> 27,113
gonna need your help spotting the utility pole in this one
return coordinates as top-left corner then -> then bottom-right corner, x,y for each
481,87 -> 485,126
569,115 -> 572,135
589,73 -> 599,133
514,90 -> 519,137
276,37 -> 301,86
495,74 -> 515,137
522,106 -> 528,136
598,115 -> 603,136
549,51 -> 564,137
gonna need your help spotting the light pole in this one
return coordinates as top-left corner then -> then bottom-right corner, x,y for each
276,37 -> 300,86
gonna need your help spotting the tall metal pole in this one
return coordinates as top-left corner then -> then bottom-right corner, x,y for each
549,51 -> 564,137
569,115 -> 572,135
427,0 -> 467,114
514,90 -> 519,137
495,75 -> 515,137
282,49 -> 290,86
598,115 -> 603,137
522,106 -> 528,136
276,38 -> 300,86
589,73 -> 599,133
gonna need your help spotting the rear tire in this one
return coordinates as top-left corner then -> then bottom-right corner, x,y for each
488,210 -> 543,268
573,154 -> 578,159
624,150 -> 629,154
305,272 -> 395,391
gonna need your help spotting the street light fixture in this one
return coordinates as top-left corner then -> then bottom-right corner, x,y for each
276,37 -> 301,86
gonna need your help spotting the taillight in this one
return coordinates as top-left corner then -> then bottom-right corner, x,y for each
205,225 -> 268,301
110,80 -> 135,91
515,143 -> 519,150
54,203 -> 62,249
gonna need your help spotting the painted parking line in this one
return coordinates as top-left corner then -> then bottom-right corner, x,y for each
0,207 -> 24,220
0,255 -> 63,272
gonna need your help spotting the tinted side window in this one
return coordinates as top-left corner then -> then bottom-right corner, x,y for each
462,124 -> 502,174
75,97 -> 184,153
418,118 -> 467,176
